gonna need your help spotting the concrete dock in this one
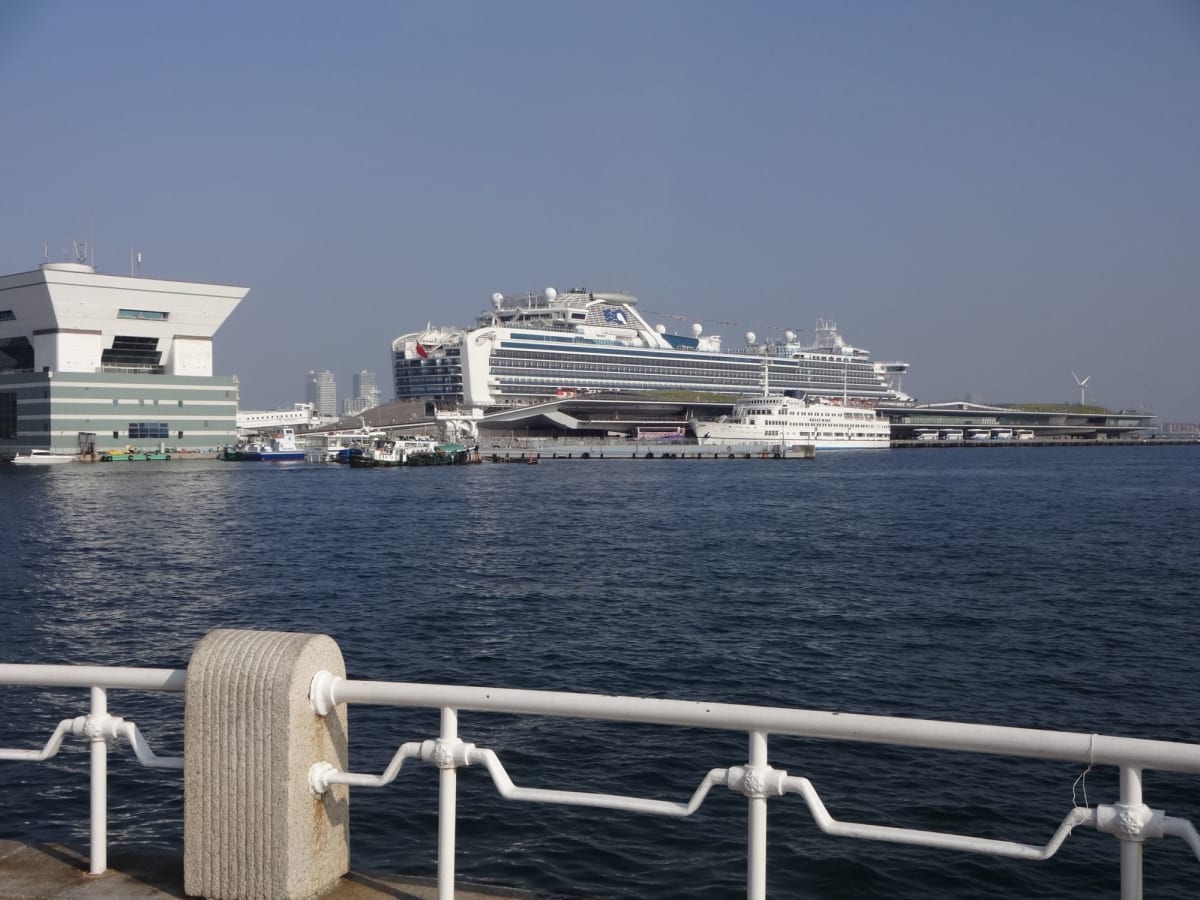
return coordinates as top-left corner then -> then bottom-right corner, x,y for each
0,842 -> 552,900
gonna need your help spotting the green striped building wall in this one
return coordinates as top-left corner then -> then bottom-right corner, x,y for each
0,372 -> 238,454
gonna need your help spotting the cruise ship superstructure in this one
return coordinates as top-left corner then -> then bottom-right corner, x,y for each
392,287 -> 910,413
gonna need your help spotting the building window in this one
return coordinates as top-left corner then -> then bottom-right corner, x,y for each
113,431 -> 119,439
0,336 -> 34,372
177,400 -> 183,407
117,309 -> 168,320
101,335 -> 163,374
0,392 -> 15,438
177,430 -> 183,440
129,422 -> 170,439
0,310 -> 14,321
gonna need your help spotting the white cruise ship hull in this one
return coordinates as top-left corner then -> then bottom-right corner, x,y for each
694,431 -> 891,452
391,287 -> 910,410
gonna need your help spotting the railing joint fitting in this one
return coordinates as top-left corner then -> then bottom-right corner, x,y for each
308,760 -> 337,796
309,669 -> 340,716
72,714 -> 125,743
1096,802 -> 1165,842
423,737 -> 476,769
726,764 -> 787,799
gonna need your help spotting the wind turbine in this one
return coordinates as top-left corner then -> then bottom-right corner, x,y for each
1071,370 -> 1091,406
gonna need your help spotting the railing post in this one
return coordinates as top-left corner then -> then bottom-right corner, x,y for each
1120,766 -> 1144,900
88,685 -> 107,875
438,706 -> 459,900
747,730 -> 768,900
183,629 -> 349,900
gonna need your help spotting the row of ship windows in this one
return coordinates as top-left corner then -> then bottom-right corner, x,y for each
750,416 -> 878,426
494,350 -> 876,376
760,430 -> 861,438
491,372 -> 883,393
490,361 -> 876,385
496,345 -> 873,374
496,382 -> 879,401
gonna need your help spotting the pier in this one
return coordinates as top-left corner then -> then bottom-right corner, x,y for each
485,443 -> 815,462
891,436 -> 1198,449
479,436 -> 1193,462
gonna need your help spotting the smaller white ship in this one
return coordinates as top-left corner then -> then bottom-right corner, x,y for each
689,360 -> 891,451
9,449 -> 75,465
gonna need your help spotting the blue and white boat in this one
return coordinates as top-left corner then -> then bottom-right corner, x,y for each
221,427 -> 306,461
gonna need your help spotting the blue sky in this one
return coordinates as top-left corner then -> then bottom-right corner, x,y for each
1,1 -> 1197,419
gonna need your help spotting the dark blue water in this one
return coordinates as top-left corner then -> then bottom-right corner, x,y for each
2,447 -> 1199,898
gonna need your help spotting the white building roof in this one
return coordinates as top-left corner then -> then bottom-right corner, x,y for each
0,263 -> 248,377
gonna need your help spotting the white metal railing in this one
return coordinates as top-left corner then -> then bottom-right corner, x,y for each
305,672 -> 1200,900
3,662 -> 1200,899
0,664 -> 186,874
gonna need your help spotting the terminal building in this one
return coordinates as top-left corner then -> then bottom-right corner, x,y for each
0,261 -> 248,456
423,395 -> 1157,445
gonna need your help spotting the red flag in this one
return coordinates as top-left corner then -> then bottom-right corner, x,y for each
415,342 -> 428,359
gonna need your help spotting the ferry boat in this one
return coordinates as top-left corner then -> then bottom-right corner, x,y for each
392,287 -> 910,411
689,361 -> 891,451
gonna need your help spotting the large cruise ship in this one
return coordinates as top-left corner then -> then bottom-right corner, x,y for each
391,287 -> 910,410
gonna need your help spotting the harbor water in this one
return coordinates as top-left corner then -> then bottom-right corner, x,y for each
1,447 -> 1199,898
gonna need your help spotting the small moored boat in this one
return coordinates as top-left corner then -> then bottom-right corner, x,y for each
221,427 -> 306,461
349,438 -> 474,467
10,449 -> 75,466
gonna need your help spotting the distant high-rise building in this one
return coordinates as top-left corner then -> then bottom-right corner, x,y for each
342,396 -> 370,417
306,370 -> 337,418
353,370 -> 381,409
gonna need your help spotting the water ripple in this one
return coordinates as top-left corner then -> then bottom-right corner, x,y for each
2,448 -> 1199,897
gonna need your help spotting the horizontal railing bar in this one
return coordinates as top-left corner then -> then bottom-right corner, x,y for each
0,665 -> 187,692
324,677 -> 1200,775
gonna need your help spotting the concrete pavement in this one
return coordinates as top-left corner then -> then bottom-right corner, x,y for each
0,842 -> 555,899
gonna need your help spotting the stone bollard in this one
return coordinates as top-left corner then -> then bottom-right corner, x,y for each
184,629 -> 350,900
